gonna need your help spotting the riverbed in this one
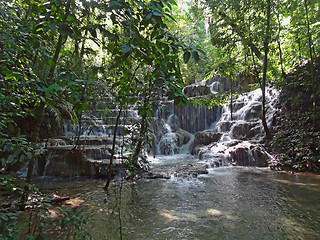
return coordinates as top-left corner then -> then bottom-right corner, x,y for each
38,155 -> 320,240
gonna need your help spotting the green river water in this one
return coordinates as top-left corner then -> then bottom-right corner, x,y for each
38,155 -> 320,240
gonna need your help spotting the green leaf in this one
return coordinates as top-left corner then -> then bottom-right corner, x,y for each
101,29 -> 113,40
89,28 -> 97,38
8,155 -> 15,163
48,59 -> 54,68
110,1 -> 122,8
26,152 -> 32,160
163,44 -> 169,55
67,15 -> 76,22
45,83 -> 61,95
51,5 -> 57,13
183,51 -> 191,63
146,12 -> 153,20
153,11 -> 162,17
192,51 -> 200,62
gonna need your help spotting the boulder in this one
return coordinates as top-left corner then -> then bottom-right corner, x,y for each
251,146 -> 270,167
183,84 -> 211,97
230,122 -> 259,140
228,146 -> 252,166
194,130 -> 222,145
228,144 -> 270,167
174,128 -> 191,147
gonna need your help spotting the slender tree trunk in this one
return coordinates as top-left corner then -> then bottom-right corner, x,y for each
132,94 -> 150,168
304,0 -> 316,128
230,89 -> 233,121
21,105 -> 45,204
104,106 -> 123,191
75,112 -> 82,148
80,30 -> 88,57
48,0 -> 71,81
261,0 -> 272,140
21,0 -> 71,203
298,38 -> 302,64
48,34 -> 65,81
277,0 -> 285,78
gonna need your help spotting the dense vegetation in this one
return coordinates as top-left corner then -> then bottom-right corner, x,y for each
271,57 -> 320,173
0,0 -> 319,238
182,0 -> 320,171
0,0 -> 196,238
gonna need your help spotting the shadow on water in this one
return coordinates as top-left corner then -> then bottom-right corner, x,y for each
37,166 -> 320,240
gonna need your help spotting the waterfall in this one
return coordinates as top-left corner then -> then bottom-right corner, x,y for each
33,75 -> 279,177
193,87 -> 279,167
155,113 -> 194,156
34,100 -> 141,177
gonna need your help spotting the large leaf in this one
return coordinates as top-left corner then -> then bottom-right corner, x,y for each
45,83 -> 62,95
192,51 -> 200,62
89,28 -> 97,38
183,51 -> 191,63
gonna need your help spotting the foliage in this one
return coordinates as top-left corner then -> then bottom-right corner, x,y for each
0,180 -> 91,240
271,58 -> 320,172
167,0 -> 214,84
205,0 -> 320,80
98,0 -> 199,173
0,0 -> 202,235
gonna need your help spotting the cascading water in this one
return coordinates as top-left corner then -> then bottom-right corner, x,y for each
148,76 -> 280,181
152,71 -> 280,174
33,102 -> 141,177
155,113 -> 194,156
33,73 -> 279,178
192,87 -> 279,168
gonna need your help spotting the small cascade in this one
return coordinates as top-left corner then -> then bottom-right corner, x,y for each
36,99 -> 139,177
192,87 -> 279,168
155,113 -> 194,156
33,74 -> 279,177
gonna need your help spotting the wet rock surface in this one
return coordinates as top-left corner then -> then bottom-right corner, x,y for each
146,162 -> 209,179
193,131 -> 222,146
33,80 -> 279,178
191,87 -> 279,168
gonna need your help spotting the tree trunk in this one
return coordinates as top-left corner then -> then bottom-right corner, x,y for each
104,106 -> 123,191
304,0 -> 316,128
261,0 -> 272,140
21,0 -> 72,203
131,94 -> 150,168
277,0 -> 285,78
21,105 -> 45,204
80,30 -> 88,57
48,0 -> 71,81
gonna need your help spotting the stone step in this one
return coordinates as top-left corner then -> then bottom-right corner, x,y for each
63,124 -> 137,136
47,144 -> 114,151
93,101 -> 138,110
80,116 -> 139,125
60,136 -> 128,146
85,109 -> 139,118
87,158 -> 123,165
46,144 -> 133,161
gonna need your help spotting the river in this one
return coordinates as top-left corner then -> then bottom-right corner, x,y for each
38,154 -> 320,240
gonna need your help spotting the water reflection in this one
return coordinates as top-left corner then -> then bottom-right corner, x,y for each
38,166 -> 320,240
